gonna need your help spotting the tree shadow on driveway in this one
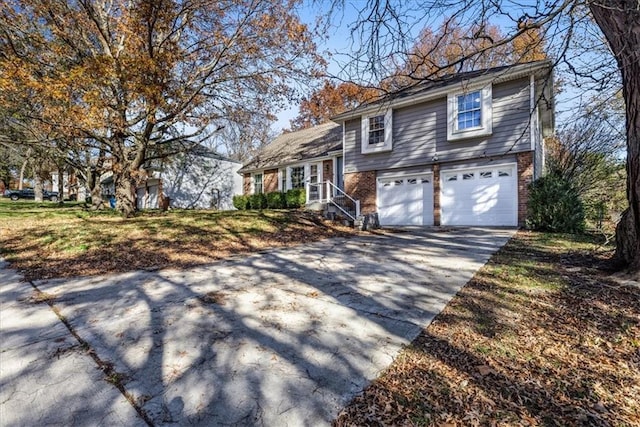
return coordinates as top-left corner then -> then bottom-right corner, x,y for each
8,228 -> 514,425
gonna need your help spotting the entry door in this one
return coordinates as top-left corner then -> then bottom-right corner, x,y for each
336,156 -> 344,191
136,187 -> 146,210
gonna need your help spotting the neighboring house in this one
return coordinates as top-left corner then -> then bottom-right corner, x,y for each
102,147 -> 243,210
51,170 -> 88,201
240,60 -> 554,227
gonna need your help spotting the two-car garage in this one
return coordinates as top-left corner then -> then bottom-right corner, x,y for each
376,164 -> 518,227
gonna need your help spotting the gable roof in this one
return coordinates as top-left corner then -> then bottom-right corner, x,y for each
238,121 -> 341,173
331,60 -> 553,124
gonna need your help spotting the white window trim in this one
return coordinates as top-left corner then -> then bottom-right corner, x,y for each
278,168 -> 286,191
447,84 -> 492,141
361,108 -> 393,154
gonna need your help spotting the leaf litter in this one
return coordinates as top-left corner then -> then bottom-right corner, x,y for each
334,231 -> 639,426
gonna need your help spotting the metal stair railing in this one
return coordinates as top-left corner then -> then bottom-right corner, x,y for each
325,181 -> 360,222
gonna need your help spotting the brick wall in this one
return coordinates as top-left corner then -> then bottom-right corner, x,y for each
264,169 -> 278,193
345,171 -> 377,214
243,173 -> 251,195
517,152 -> 534,227
432,164 -> 441,226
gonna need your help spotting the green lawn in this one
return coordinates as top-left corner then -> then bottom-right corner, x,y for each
0,198 -> 352,280
335,231 -> 640,426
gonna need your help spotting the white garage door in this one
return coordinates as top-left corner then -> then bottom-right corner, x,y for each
441,165 -> 517,226
377,174 -> 434,226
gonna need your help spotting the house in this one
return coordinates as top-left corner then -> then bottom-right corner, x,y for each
238,122 -> 344,203
51,170 -> 88,201
102,147 -> 243,210
239,60 -> 554,227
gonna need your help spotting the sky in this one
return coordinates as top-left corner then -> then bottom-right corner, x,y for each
272,2 -> 358,131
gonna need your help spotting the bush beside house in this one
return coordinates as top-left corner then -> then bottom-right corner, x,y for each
527,174 -> 585,233
232,195 -> 249,210
233,189 -> 305,211
266,192 -> 287,209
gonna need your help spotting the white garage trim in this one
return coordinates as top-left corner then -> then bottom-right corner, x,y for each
377,173 -> 434,226
441,163 -> 517,226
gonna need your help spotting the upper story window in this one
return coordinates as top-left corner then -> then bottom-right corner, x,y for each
361,108 -> 393,154
253,173 -> 263,194
447,85 -> 492,141
457,92 -> 482,130
368,115 -> 385,145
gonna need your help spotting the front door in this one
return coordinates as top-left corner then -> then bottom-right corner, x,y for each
336,156 -> 344,191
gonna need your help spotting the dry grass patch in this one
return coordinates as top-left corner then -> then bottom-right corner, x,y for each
335,231 -> 640,426
0,199 -> 354,280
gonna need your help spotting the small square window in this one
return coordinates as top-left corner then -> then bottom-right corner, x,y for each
407,178 -> 417,185
446,174 -> 457,181
480,171 -> 492,179
463,173 -> 475,180
498,169 -> 511,177
394,179 -> 403,186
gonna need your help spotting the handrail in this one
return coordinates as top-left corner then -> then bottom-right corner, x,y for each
325,180 -> 360,220
326,180 -> 357,206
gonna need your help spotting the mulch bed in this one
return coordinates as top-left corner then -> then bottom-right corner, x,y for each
334,231 -> 640,426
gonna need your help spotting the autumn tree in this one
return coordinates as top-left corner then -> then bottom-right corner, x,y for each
389,19 -> 546,87
334,0 -> 640,275
1,0 -> 322,216
290,80 -> 381,130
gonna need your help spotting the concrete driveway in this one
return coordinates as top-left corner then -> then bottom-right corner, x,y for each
1,227 -> 515,426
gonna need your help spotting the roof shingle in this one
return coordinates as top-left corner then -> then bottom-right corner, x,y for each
239,122 -> 341,172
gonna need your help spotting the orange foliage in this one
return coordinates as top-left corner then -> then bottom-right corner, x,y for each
513,21 -> 547,63
0,0 -> 323,215
290,81 -> 381,130
389,18 -> 547,87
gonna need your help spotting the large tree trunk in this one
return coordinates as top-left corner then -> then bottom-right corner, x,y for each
114,168 -> 137,217
590,1 -> 640,276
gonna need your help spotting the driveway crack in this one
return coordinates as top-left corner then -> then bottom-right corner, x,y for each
27,280 -> 155,427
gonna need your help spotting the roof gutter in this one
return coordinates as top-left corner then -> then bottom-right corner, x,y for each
237,152 -> 339,175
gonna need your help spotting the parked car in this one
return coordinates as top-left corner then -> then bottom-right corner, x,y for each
4,188 -> 59,202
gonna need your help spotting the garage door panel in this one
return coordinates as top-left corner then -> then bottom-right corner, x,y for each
441,166 -> 517,226
378,175 -> 433,226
